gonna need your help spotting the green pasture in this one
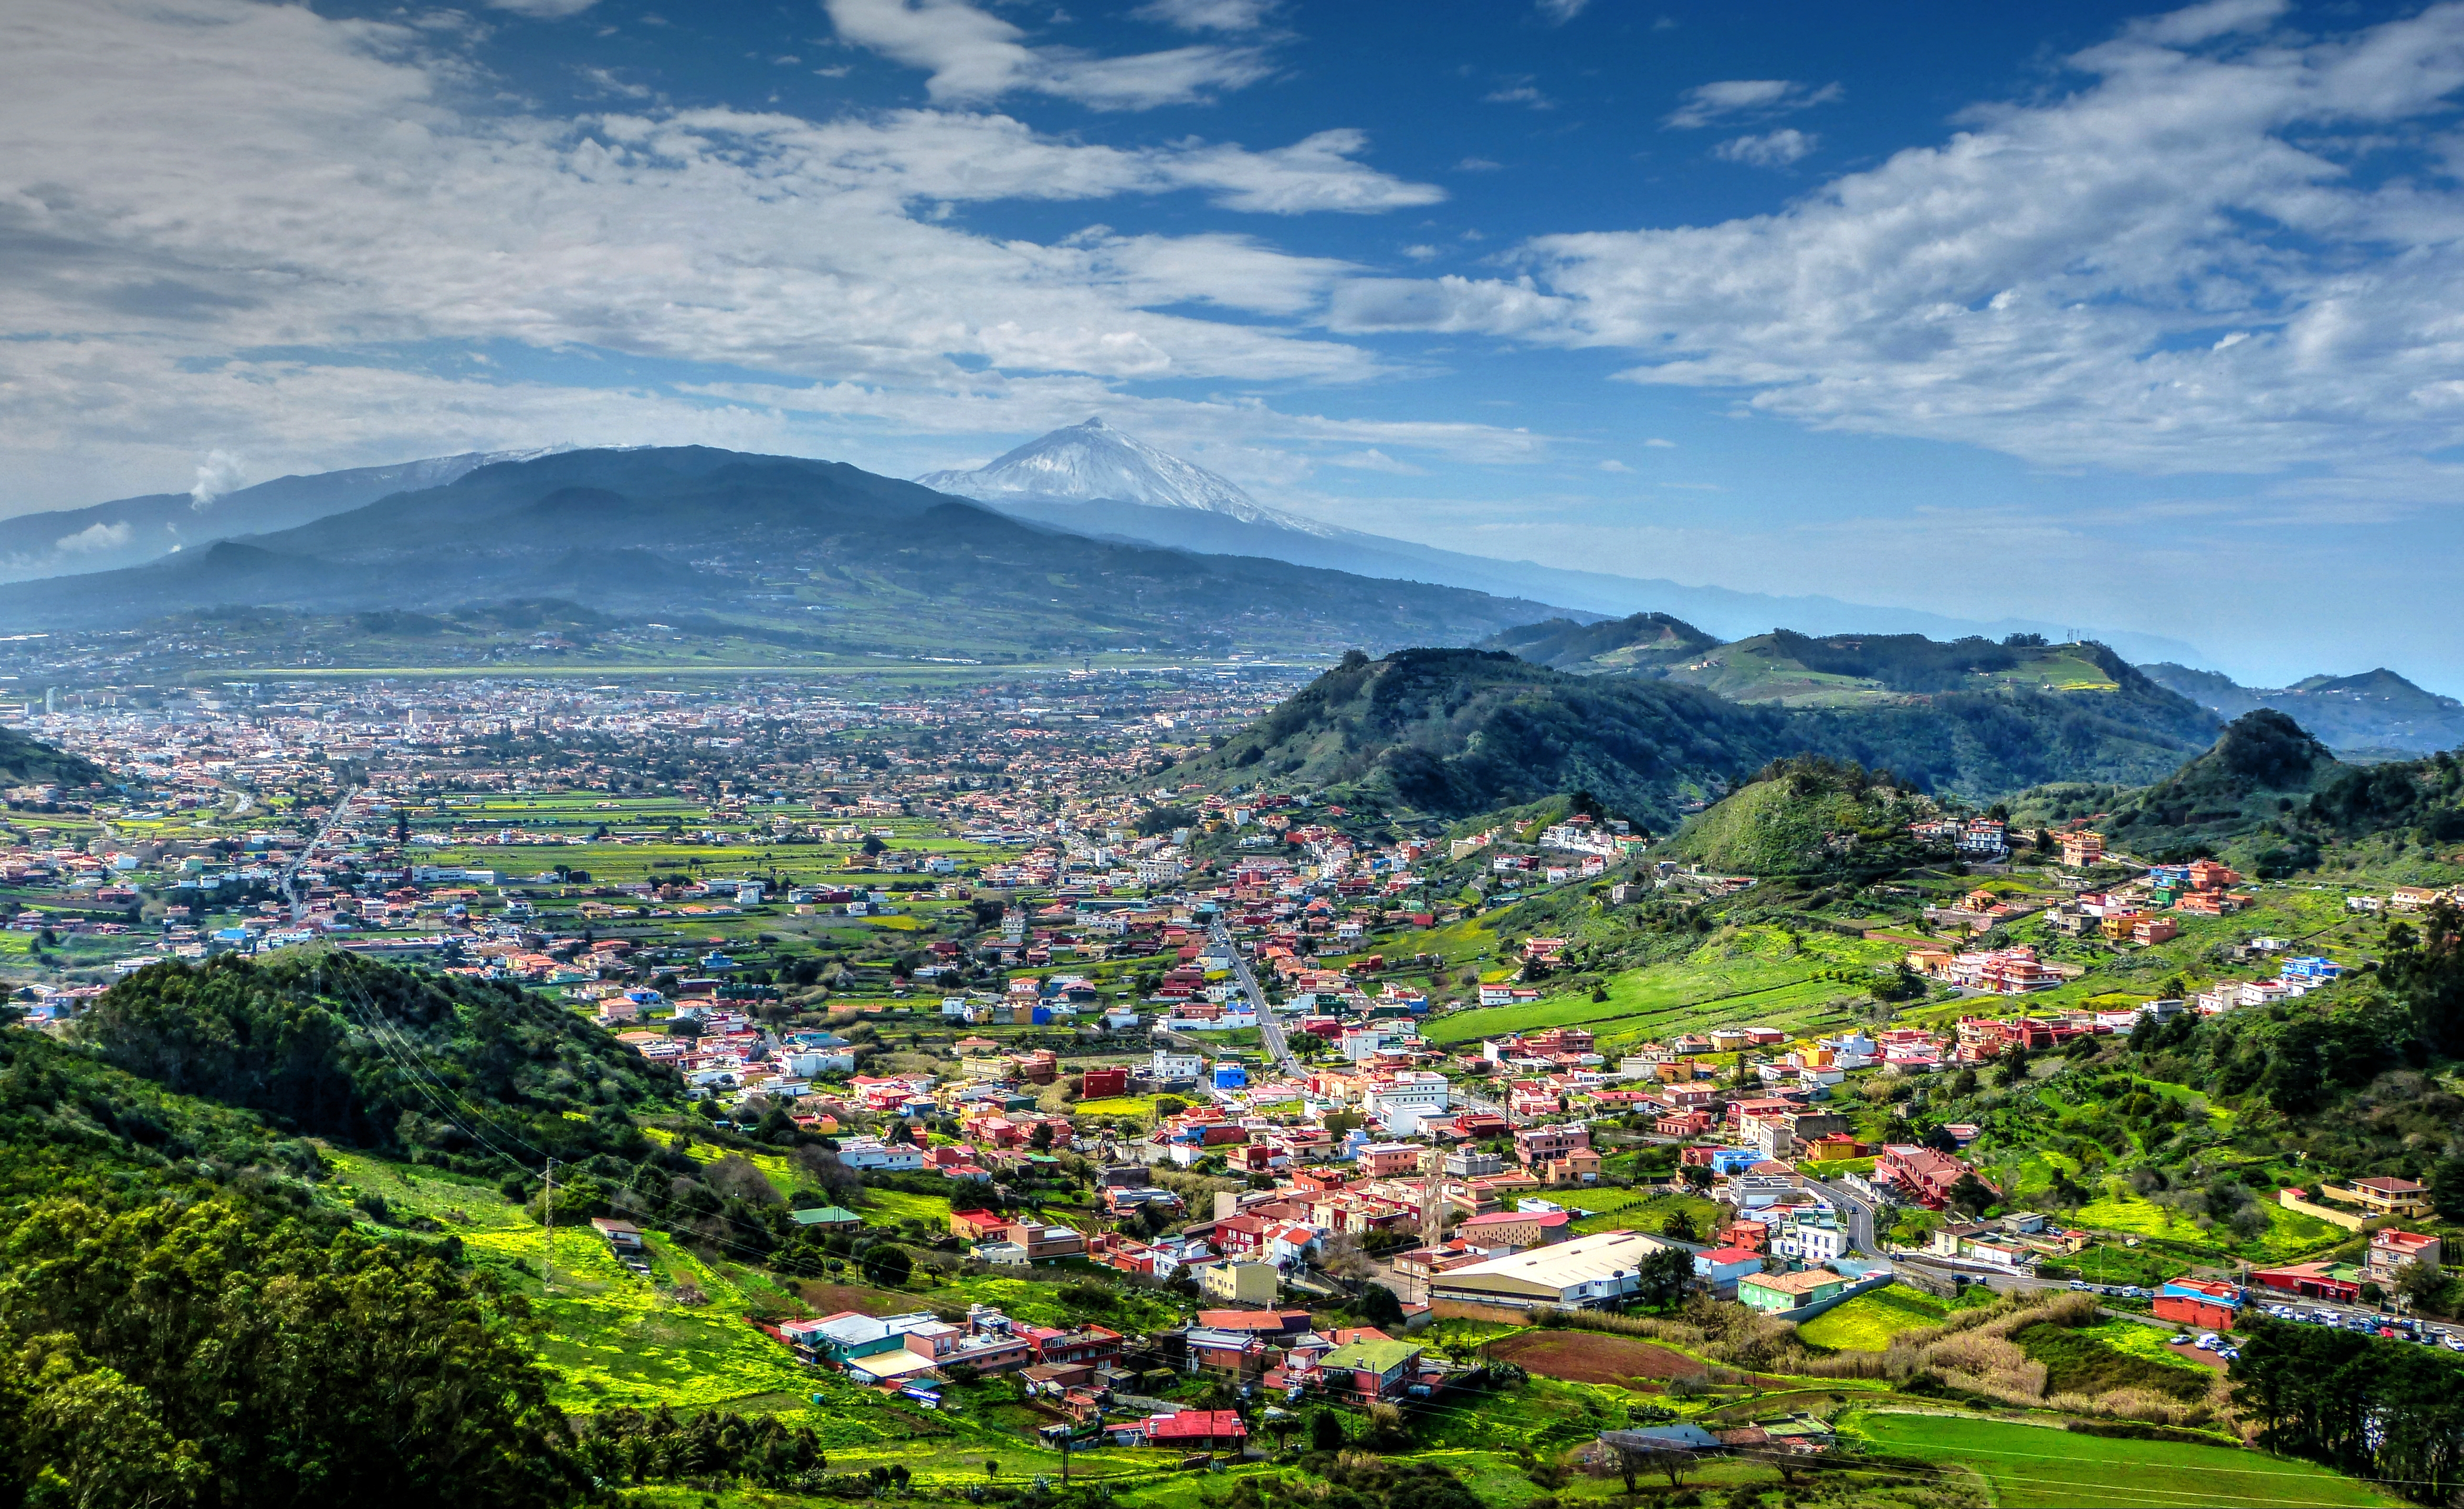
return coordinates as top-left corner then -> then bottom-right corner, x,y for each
1844,1410 -> 2402,1508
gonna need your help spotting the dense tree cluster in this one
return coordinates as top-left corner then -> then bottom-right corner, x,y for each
2232,1319 -> 2464,1503
74,953 -> 673,1167
0,1028 -> 580,1508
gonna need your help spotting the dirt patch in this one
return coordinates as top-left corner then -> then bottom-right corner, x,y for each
1482,1330 -> 1778,1389
794,1281 -> 913,1316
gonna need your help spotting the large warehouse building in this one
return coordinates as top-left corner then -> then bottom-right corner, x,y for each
1427,1230 -> 1685,1319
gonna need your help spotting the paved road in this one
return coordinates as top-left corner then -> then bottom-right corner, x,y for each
1214,921 -> 1301,1077
284,789 -> 360,922
1801,1173 -> 1882,1255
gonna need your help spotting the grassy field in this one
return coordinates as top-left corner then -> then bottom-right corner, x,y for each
1795,1284 -> 1948,1351
1555,1183 -> 1722,1238
1428,927 -> 1888,1047
1845,1411 -> 2402,1508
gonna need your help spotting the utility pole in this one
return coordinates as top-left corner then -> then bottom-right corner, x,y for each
542,1158 -> 555,1292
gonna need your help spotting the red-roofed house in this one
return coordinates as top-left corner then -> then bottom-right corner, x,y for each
950,1208 -> 1011,1241
2366,1229 -> 2442,1286
1143,1410 -> 1249,1451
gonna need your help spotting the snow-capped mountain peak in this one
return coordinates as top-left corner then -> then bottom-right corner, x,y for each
916,418 -> 1339,537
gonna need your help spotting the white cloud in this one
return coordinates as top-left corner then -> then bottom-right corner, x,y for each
1401,244 -> 1439,261
1455,156 -> 1501,172
190,450 -> 245,507
1536,0 -> 1589,23
484,0 -> 601,16
1596,458 -> 1631,472
1484,79 -> 1553,109
1328,447 -> 1424,474
55,520 -> 133,553
2130,0 -> 2285,46
1130,0 -> 1277,32
1643,437 -> 1675,448
0,0 -> 1459,507
1328,2 -> 2464,479
1665,78 -> 1840,129
1165,129 -> 1445,214
823,0 -> 1271,110
1712,129 -> 1815,166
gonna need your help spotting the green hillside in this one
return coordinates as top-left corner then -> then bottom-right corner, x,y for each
1168,644 -> 2221,821
2099,711 -> 2464,873
1655,755 -> 1946,879
1662,631 -> 2155,706
0,726 -> 111,790
1165,647 -> 1804,829
1479,610 -> 1719,673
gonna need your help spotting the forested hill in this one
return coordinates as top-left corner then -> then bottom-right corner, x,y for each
0,726 -> 111,790
1480,611 -> 1720,673
1167,646 -> 2220,821
2103,709 -> 2464,871
0,961 -> 596,1507
1166,648 -> 1797,830
72,951 -> 675,1162
0,951 -> 875,1504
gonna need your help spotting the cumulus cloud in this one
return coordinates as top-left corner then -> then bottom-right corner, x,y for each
0,0 -> 1483,507
823,0 -> 1271,109
1329,2 -> 2464,478
55,520 -> 133,553
1596,458 -> 1631,472
1712,129 -> 1815,166
190,450 -> 245,507
1665,78 -> 1840,129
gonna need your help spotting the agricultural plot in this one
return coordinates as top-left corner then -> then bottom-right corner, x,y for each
1794,1285 -> 1948,1351
1845,1411 -> 2401,1508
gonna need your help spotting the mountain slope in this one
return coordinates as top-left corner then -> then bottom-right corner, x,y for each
0,448 -> 564,582
0,447 -> 1566,657
1657,756 -> 1945,879
1167,648 -> 1794,829
1167,646 -> 2220,823
2138,663 -> 2464,757
2100,710 -> 2464,871
918,416 -> 1333,534
1482,611 -> 1721,673
0,727 -> 112,790
917,421 -> 2207,662
2101,710 -> 2345,865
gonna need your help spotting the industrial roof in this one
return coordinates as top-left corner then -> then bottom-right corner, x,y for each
1439,1230 -> 1676,1290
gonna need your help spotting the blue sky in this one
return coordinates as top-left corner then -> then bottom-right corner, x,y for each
7,0 -> 2464,689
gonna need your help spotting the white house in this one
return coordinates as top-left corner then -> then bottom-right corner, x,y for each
835,1137 -> 926,1172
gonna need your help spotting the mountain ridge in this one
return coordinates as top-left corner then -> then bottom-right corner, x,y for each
0,448 -> 568,583
1166,644 -> 2220,823
915,420 -> 2208,663
2138,661 -> 2464,756
0,447 -> 1567,658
